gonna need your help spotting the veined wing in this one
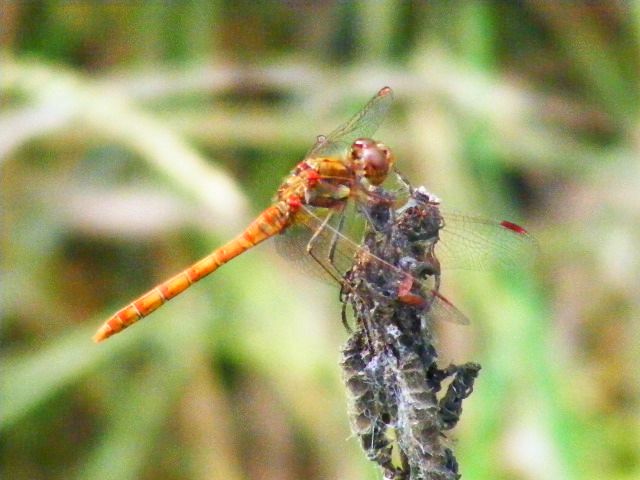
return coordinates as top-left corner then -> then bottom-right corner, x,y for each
306,87 -> 394,159
437,212 -> 538,271
274,202 -> 366,284
392,183 -> 538,271
275,203 -> 469,325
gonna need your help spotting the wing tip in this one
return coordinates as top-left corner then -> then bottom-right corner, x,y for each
378,86 -> 393,98
500,220 -> 529,235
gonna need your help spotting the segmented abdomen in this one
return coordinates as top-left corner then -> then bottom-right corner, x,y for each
93,202 -> 291,342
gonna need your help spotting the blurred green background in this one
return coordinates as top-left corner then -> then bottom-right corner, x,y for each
1,2 -> 639,480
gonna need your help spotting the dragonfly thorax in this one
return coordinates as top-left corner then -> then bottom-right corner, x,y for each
350,138 -> 394,187
276,158 -> 353,210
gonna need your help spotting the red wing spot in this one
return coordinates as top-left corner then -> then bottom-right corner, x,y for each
378,86 -> 393,97
500,220 -> 528,235
398,294 -> 426,307
397,275 -> 427,307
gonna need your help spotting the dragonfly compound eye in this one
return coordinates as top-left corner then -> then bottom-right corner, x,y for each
351,138 -> 394,186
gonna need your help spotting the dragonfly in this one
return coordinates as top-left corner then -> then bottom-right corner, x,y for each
93,86 -> 535,342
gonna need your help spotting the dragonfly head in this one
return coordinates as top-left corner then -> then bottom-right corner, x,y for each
350,138 -> 395,186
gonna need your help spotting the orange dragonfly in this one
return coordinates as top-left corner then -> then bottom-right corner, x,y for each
93,87 -> 535,342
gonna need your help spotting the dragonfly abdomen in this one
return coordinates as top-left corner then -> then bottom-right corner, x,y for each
93,202 -> 292,342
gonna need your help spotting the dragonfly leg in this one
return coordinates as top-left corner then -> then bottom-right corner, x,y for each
393,166 -> 414,196
328,212 -> 346,270
306,211 -> 344,285
306,209 -> 369,334
340,301 -> 353,333
329,214 -> 359,333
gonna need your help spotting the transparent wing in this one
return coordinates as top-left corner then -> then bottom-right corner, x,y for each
274,203 -> 366,284
305,86 -> 394,159
275,203 -> 469,325
389,178 -> 538,271
429,291 -> 471,326
437,212 -> 538,270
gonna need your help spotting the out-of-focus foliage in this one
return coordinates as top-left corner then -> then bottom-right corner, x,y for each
1,2 -> 639,480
